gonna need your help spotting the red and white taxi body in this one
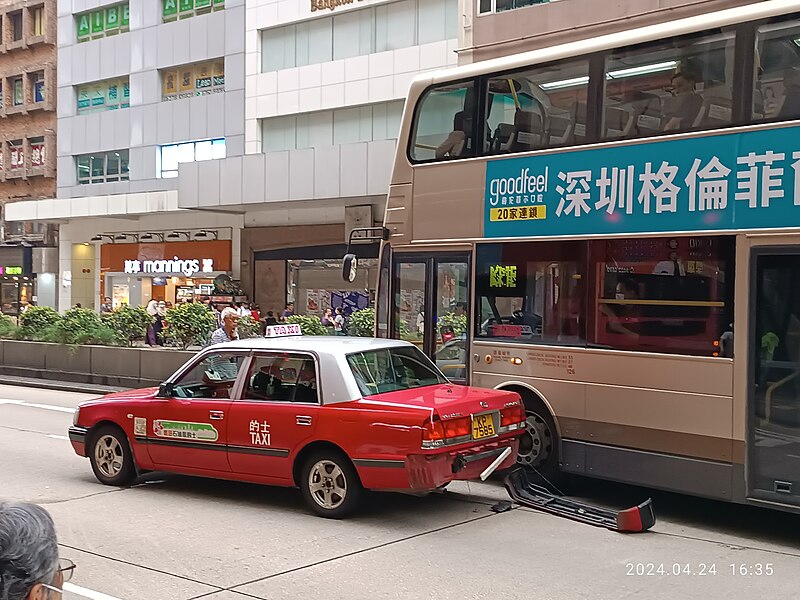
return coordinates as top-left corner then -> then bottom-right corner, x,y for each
69,333 -> 524,517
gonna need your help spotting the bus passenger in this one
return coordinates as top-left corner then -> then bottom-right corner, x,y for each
601,278 -> 640,338
435,111 -> 468,159
663,71 -> 704,131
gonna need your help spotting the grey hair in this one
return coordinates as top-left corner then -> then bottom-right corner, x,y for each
0,502 -> 59,600
220,307 -> 238,321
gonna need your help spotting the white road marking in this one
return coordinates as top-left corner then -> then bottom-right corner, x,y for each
0,398 -> 75,413
47,434 -> 70,440
64,582 -> 124,600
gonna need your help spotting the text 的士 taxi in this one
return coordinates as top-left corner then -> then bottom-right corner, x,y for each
68,333 -> 525,518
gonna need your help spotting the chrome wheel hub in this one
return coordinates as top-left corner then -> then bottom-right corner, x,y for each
95,435 -> 124,478
517,412 -> 553,468
308,460 -> 347,510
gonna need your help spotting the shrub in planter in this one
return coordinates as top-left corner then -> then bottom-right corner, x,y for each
285,315 -> 327,336
437,312 -> 467,337
163,302 -> 216,349
0,314 -> 20,339
102,305 -> 153,347
347,308 -> 375,337
237,315 -> 261,339
19,306 -> 60,340
41,307 -> 118,346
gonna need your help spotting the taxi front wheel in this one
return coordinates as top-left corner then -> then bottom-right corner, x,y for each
89,425 -> 137,487
300,451 -> 363,519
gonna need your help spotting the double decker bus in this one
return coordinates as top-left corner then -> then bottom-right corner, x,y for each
348,0 -> 800,512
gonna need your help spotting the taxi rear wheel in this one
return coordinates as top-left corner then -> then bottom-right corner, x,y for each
300,451 -> 362,519
89,425 -> 136,487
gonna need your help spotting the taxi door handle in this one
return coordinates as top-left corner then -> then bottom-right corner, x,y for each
209,410 -> 224,420
296,415 -> 312,426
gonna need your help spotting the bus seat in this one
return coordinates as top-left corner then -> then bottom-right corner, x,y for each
491,122 -> 516,153
604,106 -> 630,139
570,101 -> 588,144
694,94 -> 732,128
752,88 -> 765,119
506,110 -> 544,152
549,112 -> 572,145
629,94 -> 662,137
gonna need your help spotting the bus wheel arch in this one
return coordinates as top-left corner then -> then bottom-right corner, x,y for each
497,383 -> 561,476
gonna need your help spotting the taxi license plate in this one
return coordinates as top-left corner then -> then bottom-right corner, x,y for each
472,413 -> 496,440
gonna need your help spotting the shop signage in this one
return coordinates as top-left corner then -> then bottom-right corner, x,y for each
124,257 -> 215,277
0,266 -> 23,276
311,0 -> 366,12
77,3 -> 129,40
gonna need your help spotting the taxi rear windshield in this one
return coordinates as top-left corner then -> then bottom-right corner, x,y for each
347,346 -> 447,396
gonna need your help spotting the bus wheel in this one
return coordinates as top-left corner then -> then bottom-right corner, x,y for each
517,405 -> 557,477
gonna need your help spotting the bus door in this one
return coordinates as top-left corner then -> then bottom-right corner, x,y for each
749,248 -> 800,507
391,254 -> 471,383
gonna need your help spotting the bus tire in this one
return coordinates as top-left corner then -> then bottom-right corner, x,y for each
511,390 -> 562,483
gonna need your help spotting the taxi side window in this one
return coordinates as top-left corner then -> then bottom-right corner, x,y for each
172,352 -> 245,399
243,354 -> 318,404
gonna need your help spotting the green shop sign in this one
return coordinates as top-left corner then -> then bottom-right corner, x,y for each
77,3 -> 129,40
195,0 -> 212,8
106,6 -> 120,29
163,0 -> 178,17
180,0 -> 194,12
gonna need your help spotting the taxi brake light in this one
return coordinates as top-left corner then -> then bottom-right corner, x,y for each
501,403 -> 526,427
422,417 -> 446,448
442,416 -> 471,439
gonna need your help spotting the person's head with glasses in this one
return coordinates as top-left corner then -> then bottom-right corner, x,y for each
0,501 -> 75,599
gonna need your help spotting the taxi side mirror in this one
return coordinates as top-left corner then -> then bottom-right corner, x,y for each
158,382 -> 176,398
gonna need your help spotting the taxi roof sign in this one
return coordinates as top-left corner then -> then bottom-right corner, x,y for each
265,324 -> 303,338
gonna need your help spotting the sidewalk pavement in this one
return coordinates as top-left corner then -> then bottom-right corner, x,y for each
0,374 -> 128,395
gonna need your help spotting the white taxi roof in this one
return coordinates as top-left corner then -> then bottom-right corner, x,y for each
210,336 -> 412,356
192,336 -> 423,405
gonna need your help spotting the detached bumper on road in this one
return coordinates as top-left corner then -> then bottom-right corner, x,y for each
68,426 -> 88,457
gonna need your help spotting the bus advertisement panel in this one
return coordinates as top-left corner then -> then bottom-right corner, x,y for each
485,124 -> 800,238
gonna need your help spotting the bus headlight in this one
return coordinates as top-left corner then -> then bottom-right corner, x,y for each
72,407 -> 80,426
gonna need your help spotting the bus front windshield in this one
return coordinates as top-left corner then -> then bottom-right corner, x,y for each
347,346 -> 448,397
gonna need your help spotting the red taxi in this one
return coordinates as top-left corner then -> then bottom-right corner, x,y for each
68,332 -> 524,517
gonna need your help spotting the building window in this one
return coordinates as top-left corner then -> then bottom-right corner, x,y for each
31,6 -> 44,36
10,11 -> 23,41
76,150 -> 130,184
31,72 -> 45,103
161,60 -> 224,101
29,136 -> 45,168
478,0 -> 551,14
76,78 -> 130,114
11,77 -> 23,106
8,140 -> 23,170
162,0 -> 224,23
262,101 -> 404,152
157,139 -> 225,178
261,0 -> 457,72
76,3 -> 129,42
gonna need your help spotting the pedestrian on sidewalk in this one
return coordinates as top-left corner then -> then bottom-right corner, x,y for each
0,500 -> 74,598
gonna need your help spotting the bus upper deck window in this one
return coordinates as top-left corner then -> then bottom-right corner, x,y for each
483,59 -> 589,156
754,18 -> 800,121
410,82 -> 476,162
602,30 -> 735,140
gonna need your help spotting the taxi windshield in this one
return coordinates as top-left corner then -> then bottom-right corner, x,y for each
347,346 -> 447,397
